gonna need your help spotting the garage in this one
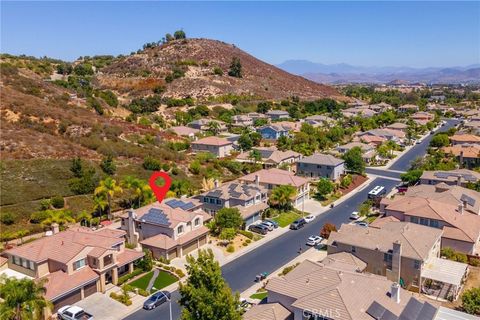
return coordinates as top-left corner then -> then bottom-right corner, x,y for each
167,248 -> 178,259
53,289 -> 82,312
182,240 -> 198,255
83,281 -> 98,298
199,235 -> 207,246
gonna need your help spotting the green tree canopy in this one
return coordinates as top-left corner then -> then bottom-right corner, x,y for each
215,208 -> 243,231
174,30 -> 186,40
0,275 -> 52,320
343,147 -> 366,174
429,133 -> 450,148
100,155 -> 116,175
179,249 -> 241,320
228,57 -> 242,78
269,185 -> 297,211
316,178 -> 334,200
461,287 -> 480,315
400,169 -> 423,185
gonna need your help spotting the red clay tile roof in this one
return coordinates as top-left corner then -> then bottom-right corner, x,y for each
116,249 -> 145,267
191,136 -> 232,146
140,226 -> 209,250
239,168 -> 308,188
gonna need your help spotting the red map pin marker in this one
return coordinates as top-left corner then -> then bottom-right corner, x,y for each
149,171 -> 172,204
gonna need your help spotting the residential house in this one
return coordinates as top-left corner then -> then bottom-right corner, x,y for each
420,169 -> 480,187
380,184 -> 480,254
191,136 -> 233,157
387,122 -> 409,132
442,144 -> 480,169
239,168 -> 310,207
328,220 -> 443,290
463,120 -> 480,134
266,110 -> 290,120
357,128 -> 406,143
303,114 -> 335,127
121,202 -> 211,260
336,142 -> 377,164
169,125 -> 200,139
296,153 -> 345,181
2,227 -> 144,311
187,119 -> 227,132
231,115 -> 253,127
342,106 -> 378,118
359,134 -> 387,147
411,112 -> 435,126
398,104 -> 420,113
247,112 -> 268,121
369,102 -> 393,111
236,147 -> 302,168
259,257 -> 445,320
198,181 -> 268,226
450,134 -> 480,146
257,123 -> 294,140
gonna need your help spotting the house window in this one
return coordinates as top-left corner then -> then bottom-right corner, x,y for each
194,218 -> 200,227
209,198 -> 215,204
410,216 -> 418,224
203,197 -> 208,203
13,256 -> 20,266
73,258 -> 86,271
29,261 -> 35,270
178,225 -> 184,234
420,218 -> 428,226
216,199 -> 221,205
429,220 -> 439,228
351,246 -> 356,253
21,258 -> 28,269
414,260 -> 421,270
384,252 -> 393,263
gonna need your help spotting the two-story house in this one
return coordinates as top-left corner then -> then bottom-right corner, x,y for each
336,142 -> 377,164
198,181 -> 268,227
450,134 -> 480,146
265,110 -> 290,120
121,202 -> 210,260
238,168 -> 310,207
236,146 -> 302,168
187,119 -> 227,132
191,136 -> 233,157
296,153 -> 345,181
2,226 -> 144,311
420,169 -> 480,187
231,115 -> 254,127
257,123 -> 291,140
328,220 -> 443,291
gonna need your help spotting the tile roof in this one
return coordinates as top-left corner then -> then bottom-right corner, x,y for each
239,168 -> 309,188
237,202 -> 269,220
191,136 -> 232,146
5,229 -> 124,263
266,260 -> 412,320
140,225 -> 209,250
116,249 -> 145,267
297,153 -> 344,166
243,303 -> 292,320
236,147 -> 300,164
202,181 -> 267,201
266,110 -> 289,115
328,221 -> 442,260
170,126 -> 200,136
320,252 -> 367,273
129,202 -> 210,228
450,134 -> 480,144
337,142 -> 375,152
43,267 -> 99,301
443,144 -> 480,158
420,169 -> 480,184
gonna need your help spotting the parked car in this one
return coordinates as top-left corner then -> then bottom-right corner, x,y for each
290,218 -> 306,230
304,215 -> 315,223
143,291 -> 171,310
259,221 -> 274,231
395,183 -> 408,193
248,224 -> 269,235
239,298 -> 252,311
264,219 -> 279,228
353,221 -> 369,227
349,211 -> 360,220
367,185 -> 386,199
415,140 -> 421,145
58,306 -> 93,320
306,235 -> 323,246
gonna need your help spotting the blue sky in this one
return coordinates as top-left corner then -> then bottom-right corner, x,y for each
1,1 -> 479,67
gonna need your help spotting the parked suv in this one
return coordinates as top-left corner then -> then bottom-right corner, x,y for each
290,218 -> 306,230
248,224 -> 269,235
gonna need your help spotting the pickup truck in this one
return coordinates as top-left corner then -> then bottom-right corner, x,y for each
57,305 -> 94,320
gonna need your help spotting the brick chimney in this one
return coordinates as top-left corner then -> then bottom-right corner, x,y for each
458,202 -> 464,215
254,174 -> 260,187
214,179 -> 219,188
126,209 -> 139,245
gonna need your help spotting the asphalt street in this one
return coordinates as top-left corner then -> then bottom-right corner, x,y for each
124,119 -> 459,320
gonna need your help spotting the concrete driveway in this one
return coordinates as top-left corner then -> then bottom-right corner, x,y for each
75,292 -> 129,320
299,199 -> 325,215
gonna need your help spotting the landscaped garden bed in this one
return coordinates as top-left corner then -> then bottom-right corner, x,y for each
128,269 -> 178,293
271,210 -> 301,227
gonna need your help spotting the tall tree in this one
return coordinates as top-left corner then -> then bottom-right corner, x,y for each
207,121 -> 221,135
228,57 -> 242,78
100,155 -> 116,175
214,208 -> 243,232
94,177 -> 122,220
343,147 -> 366,174
179,249 -> 241,320
316,178 -> 334,200
0,275 -> 51,320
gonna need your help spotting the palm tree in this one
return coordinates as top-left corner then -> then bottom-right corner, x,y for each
93,194 -> 108,218
137,183 -> 154,207
76,210 -> 92,227
0,275 -> 52,320
94,177 -> 122,220
269,185 -> 298,211
207,121 -> 221,135
41,210 -> 75,227
122,177 -> 153,208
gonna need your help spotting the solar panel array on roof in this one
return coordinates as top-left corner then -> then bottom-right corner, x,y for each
367,301 -> 398,320
141,208 -> 170,226
460,194 -> 476,207
434,172 -> 453,179
398,298 -> 437,320
165,199 -> 197,211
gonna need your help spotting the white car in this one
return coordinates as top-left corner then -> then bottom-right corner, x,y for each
58,306 -> 93,320
304,215 -> 315,223
306,235 -> 323,246
349,211 -> 360,220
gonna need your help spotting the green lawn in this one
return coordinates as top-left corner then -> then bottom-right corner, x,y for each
151,271 -> 178,292
272,211 -> 301,228
129,270 -> 178,293
250,291 -> 268,300
128,271 -> 154,291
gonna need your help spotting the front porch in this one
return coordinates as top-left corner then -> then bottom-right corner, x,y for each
420,257 -> 469,301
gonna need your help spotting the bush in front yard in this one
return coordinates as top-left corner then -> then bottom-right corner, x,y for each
117,268 -> 143,285
174,269 -> 186,278
238,230 -> 254,239
226,245 -> 235,253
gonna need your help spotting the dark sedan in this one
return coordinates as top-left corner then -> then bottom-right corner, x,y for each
143,291 -> 171,310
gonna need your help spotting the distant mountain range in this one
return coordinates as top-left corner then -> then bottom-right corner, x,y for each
276,60 -> 480,84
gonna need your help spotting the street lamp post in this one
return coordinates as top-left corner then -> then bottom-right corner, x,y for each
158,290 -> 172,320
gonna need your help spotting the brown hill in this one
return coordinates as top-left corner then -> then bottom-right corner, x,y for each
99,38 -> 345,101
